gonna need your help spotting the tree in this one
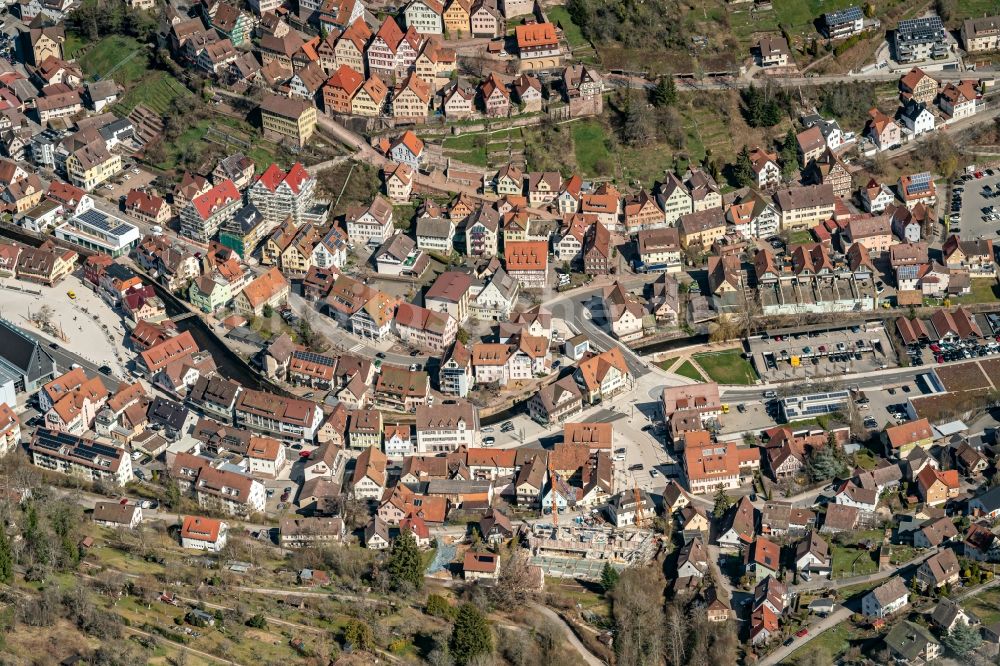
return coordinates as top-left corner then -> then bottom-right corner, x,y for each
664,600 -> 687,666
863,2 -> 875,18
344,619 -> 375,652
426,594 -> 456,620
493,548 -> 536,605
600,562 -> 619,592
780,128 -> 798,177
449,603 -> 493,666
387,531 -> 423,591
610,568 -> 664,666
456,327 -> 470,344
246,613 -> 267,629
734,145 -> 755,187
0,527 -> 11,584
806,438 -> 849,481
741,85 -> 783,128
651,76 -> 677,108
262,304 -> 274,319
944,620 -> 981,656
712,487 -> 732,517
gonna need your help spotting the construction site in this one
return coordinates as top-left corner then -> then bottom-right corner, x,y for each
527,523 -> 658,580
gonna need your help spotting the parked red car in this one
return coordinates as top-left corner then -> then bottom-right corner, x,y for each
796,628 -> 809,638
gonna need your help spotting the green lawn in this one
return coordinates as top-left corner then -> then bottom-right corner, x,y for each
953,280 -> 1000,304
656,356 -> 679,372
442,133 -> 488,167
64,31 -> 87,59
831,543 -> 877,578
773,0 -> 861,30
79,35 -> 148,85
572,120 -> 612,176
546,5 -> 588,48
674,360 -> 706,382
154,116 -> 280,172
692,350 -> 758,385
784,623 -> 856,665
114,70 -> 190,115
964,585 -> 1000,624
953,0 -> 1000,21
787,229 -> 814,245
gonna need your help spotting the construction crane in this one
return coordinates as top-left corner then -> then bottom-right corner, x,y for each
632,479 -> 644,529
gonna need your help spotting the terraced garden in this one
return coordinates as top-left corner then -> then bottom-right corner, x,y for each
113,70 -> 191,115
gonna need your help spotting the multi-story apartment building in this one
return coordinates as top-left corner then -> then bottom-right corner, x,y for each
894,16 -> 948,63
29,428 -> 132,486
395,302 -> 457,352
172,453 -> 266,515
404,0 -> 444,34
259,94 -> 317,147
248,162 -> 323,226
179,179 -> 241,242
774,184 -> 835,230
415,399 -> 479,453
346,196 -> 394,246
65,141 -> 121,191
235,389 -> 323,444
655,173 -> 693,225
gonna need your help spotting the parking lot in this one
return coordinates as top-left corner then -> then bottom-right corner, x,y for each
952,169 -> 1000,241
748,323 -> 897,383
903,331 -> 1000,368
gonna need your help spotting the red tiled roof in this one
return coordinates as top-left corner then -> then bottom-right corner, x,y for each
192,180 -> 240,220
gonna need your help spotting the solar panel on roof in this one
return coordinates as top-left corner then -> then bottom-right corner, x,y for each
293,351 -> 337,367
827,6 -> 862,23
906,172 -> 932,195
77,208 -> 134,237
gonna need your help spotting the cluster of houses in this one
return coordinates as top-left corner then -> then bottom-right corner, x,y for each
159,0 -> 577,133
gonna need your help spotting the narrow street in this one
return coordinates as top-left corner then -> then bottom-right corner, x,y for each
758,605 -> 852,666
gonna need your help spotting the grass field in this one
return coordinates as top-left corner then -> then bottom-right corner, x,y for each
572,120 -> 612,175
154,116 -> 280,172
546,5 -> 588,48
964,585 -> 1000,624
953,0 -> 1000,21
114,70 -> 190,115
693,349 -> 758,385
954,280 -> 1000,304
656,356 -> 679,372
79,35 -> 148,85
64,31 -> 87,59
674,360 -> 706,382
785,623 -> 856,665
788,229 -> 815,245
443,133 -> 488,167
831,543 -> 878,578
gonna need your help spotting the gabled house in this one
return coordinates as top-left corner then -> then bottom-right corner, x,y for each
862,577 -> 909,618
914,548 -> 960,590
794,530 -> 831,578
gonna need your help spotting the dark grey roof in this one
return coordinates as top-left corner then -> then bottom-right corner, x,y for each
147,396 -> 188,431
0,318 -> 55,384
973,485 -> 1000,513
884,620 -> 938,661
230,204 -> 264,234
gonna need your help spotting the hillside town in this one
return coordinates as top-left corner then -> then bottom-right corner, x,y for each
3,0 -> 1000,663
